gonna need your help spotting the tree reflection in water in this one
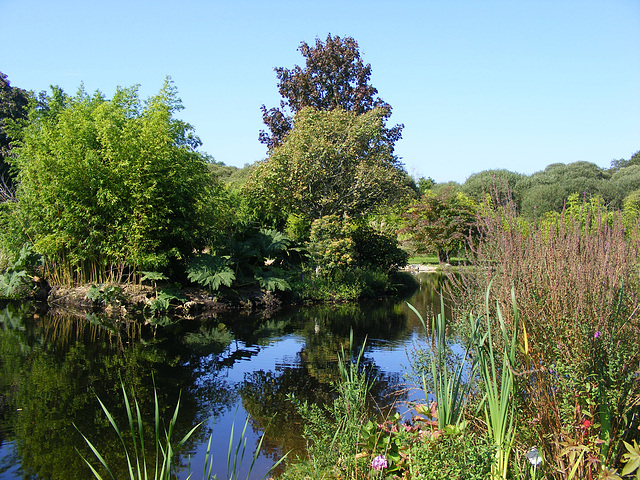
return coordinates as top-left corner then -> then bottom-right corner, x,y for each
0,272 -> 446,480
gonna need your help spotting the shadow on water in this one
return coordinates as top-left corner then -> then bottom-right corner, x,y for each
0,272 -> 450,480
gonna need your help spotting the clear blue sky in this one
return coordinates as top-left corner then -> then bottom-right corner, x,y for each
2,0 -> 639,183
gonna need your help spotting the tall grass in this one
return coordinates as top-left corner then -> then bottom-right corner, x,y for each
454,197 -> 640,477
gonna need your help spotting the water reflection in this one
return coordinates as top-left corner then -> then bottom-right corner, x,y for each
0,273 -> 445,480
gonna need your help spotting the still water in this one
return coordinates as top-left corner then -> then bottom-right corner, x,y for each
0,273 -> 447,479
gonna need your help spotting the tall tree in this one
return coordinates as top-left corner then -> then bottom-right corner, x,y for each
246,107 -> 411,221
0,71 -> 30,190
259,34 -> 402,151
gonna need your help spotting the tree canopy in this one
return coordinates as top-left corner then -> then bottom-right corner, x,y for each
259,34 -> 402,151
246,107 -> 411,222
0,71 -> 30,190
400,189 -> 478,262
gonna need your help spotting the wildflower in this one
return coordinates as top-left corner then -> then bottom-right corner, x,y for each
526,447 -> 543,466
371,455 -> 388,471
582,419 -> 592,429
594,330 -> 600,339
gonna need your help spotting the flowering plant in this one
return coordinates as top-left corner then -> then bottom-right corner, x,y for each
371,455 -> 388,471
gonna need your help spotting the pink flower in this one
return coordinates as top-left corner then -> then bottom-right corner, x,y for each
594,330 -> 600,339
371,455 -> 388,471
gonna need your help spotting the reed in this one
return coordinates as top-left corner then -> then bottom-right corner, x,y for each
76,379 -> 285,480
471,285 -> 518,480
407,295 -> 475,430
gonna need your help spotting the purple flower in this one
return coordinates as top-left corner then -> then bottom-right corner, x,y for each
594,330 -> 600,339
371,455 -> 388,471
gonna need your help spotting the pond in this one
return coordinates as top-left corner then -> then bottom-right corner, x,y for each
0,272 -> 448,480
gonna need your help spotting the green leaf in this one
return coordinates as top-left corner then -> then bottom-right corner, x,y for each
140,271 -> 169,282
187,253 -> 236,291
622,440 -> 640,477
254,269 -> 291,292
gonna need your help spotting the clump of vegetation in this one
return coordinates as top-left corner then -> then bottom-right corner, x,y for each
2,78 -> 227,285
451,195 -> 640,478
0,243 -> 43,299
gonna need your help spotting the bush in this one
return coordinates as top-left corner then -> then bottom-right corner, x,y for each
7,79 -> 226,284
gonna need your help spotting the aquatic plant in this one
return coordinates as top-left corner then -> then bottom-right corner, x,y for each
76,379 -> 284,480
407,294 -> 476,430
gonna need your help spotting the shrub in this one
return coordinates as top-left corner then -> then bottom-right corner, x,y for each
7,79 -> 226,284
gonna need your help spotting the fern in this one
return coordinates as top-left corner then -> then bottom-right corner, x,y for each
187,253 -> 236,291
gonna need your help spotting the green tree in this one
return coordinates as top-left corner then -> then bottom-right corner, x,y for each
622,190 -> 640,233
608,165 -> 640,208
6,78 -> 225,282
0,71 -> 30,191
400,189 -> 478,262
610,149 -> 640,172
246,107 -> 411,221
417,176 -> 436,195
260,34 -> 402,151
462,169 -> 526,207
519,161 -> 610,218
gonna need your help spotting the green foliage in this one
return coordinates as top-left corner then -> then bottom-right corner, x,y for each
283,336 -> 373,479
186,228 -> 303,293
145,289 -> 185,317
621,440 -> 640,479
228,227 -> 302,292
254,269 -> 291,292
404,428 -> 496,479
610,150 -> 640,172
308,215 -> 356,274
519,161 -> 612,218
622,190 -> 640,232
284,214 -> 312,242
473,286 -> 519,480
352,221 -> 408,271
408,296 -> 475,430
417,176 -> 436,195
7,78 -> 226,283
400,189 -> 478,262
609,165 -> 640,208
0,243 -> 42,299
462,169 -> 526,206
86,284 -> 124,306
456,197 -> 640,478
75,380 -> 200,480
246,107 -> 412,221
0,71 -> 30,189
77,379 -> 284,480
187,254 -> 235,292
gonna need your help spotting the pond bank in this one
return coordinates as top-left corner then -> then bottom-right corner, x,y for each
25,267 -> 433,320
45,283 -> 283,319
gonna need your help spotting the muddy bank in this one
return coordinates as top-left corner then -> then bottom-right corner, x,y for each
45,283 -> 285,320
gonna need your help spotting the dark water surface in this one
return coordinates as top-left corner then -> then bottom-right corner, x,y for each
0,273 -> 446,480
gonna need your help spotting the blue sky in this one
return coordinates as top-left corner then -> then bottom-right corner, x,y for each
1,0 -> 639,183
